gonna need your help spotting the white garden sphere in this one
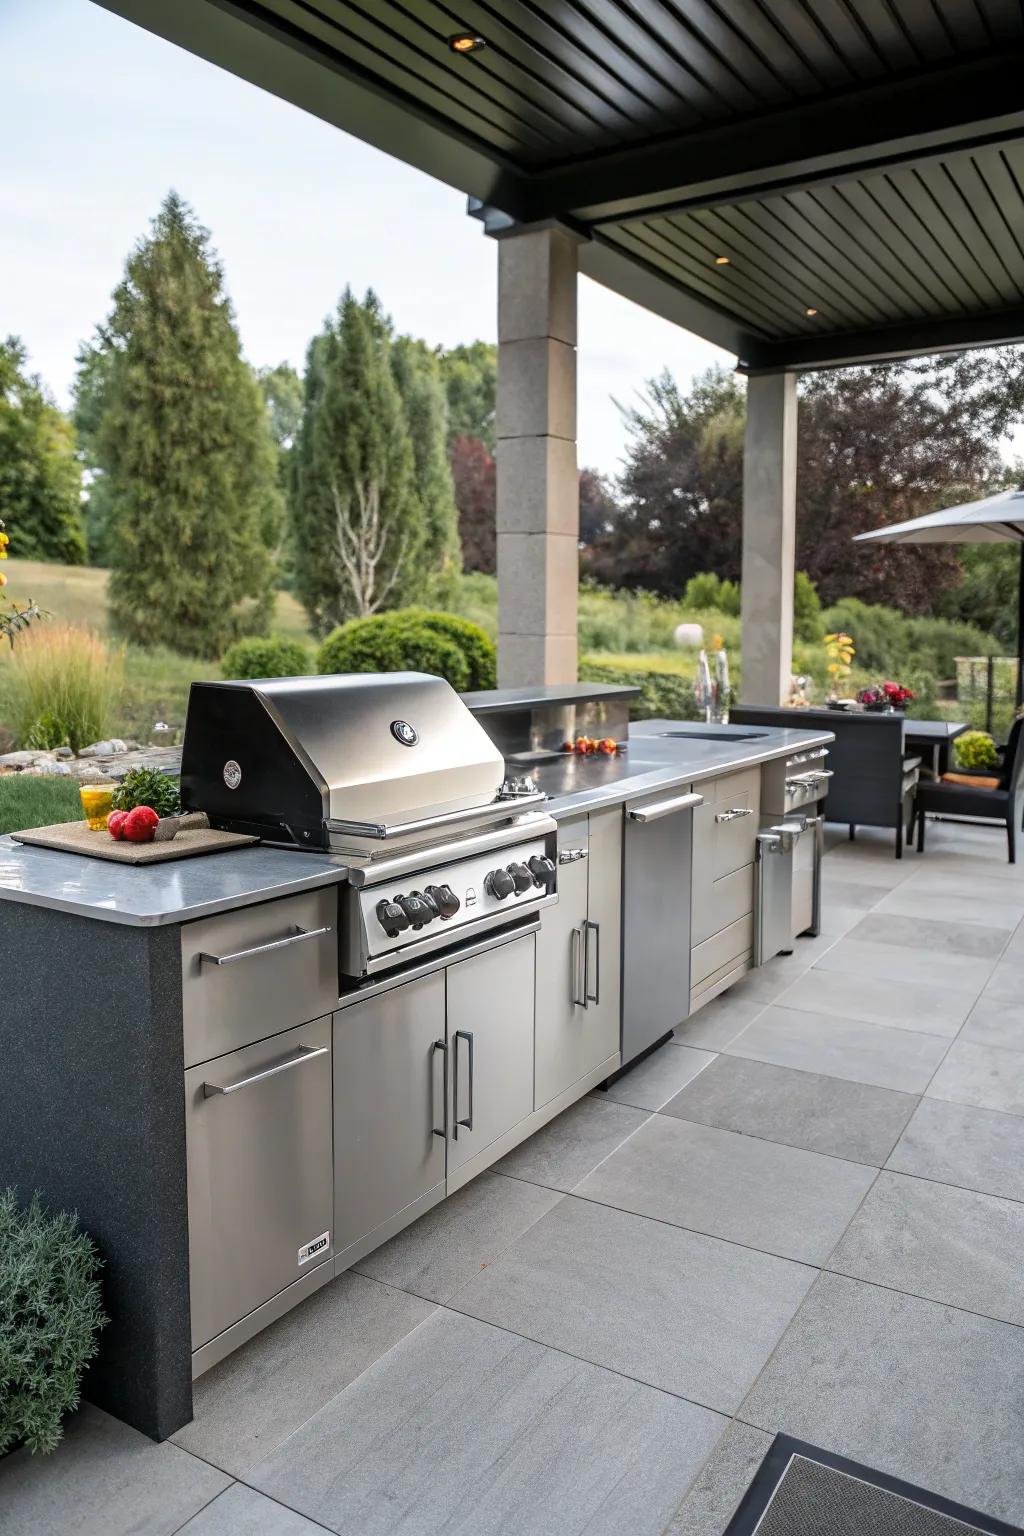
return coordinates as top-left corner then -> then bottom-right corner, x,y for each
674,623 -> 704,649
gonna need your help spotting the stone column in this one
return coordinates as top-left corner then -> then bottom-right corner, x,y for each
495,227 -> 579,686
741,371 -> 798,705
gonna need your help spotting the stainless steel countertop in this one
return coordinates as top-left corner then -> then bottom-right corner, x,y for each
0,721 -> 832,926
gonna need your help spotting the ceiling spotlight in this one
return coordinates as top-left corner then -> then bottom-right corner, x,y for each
805,306 -> 818,316
448,31 -> 486,53
715,255 -> 730,265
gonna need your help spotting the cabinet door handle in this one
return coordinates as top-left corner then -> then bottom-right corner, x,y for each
198,925 -> 330,966
571,925 -> 586,1008
202,1043 -> 328,1097
585,920 -> 600,1006
432,1039 -> 448,1140
715,807 -> 754,823
454,1029 -> 474,1135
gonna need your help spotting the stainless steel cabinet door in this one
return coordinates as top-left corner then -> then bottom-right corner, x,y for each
185,1015 -> 333,1352
333,973 -> 446,1265
446,934 -> 535,1176
533,820 -> 590,1110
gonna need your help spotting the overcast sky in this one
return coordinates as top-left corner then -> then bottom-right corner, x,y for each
1,0 -> 732,479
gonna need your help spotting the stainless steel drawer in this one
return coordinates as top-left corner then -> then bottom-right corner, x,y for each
182,887 -> 338,1066
185,1015 -> 333,1352
712,800 -> 760,879
691,912 -> 755,987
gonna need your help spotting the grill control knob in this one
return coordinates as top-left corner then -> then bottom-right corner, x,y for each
397,893 -> 433,929
485,868 -> 516,901
409,888 -> 439,920
528,855 -> 556,891
507,862 -> 533,894
376,898 -> 410,936
424,883 -> 460,919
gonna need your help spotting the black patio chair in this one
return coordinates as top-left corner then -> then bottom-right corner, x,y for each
914,717 -> 1024,863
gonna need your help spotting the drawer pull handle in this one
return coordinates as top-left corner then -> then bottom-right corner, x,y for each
198,925 -> 331,966
715,807 -> 754,823
627,791 -> 704,823
203,1043 -> 328,1096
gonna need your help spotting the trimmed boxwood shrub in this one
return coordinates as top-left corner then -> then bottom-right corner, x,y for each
1,1188 -> 107,1455
221,635 -> 312,680
317,609 -> 496,692
580,658 -> 702,721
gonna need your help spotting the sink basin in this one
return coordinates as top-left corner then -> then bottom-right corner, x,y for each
657,730 -> 763,741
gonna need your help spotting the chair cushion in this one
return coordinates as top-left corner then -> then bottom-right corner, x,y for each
942,771 -> 1001,790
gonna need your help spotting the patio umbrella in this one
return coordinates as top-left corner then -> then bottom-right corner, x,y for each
854,487 -> 1024,708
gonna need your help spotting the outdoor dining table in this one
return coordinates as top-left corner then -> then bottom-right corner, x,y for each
904,718 -> 968,777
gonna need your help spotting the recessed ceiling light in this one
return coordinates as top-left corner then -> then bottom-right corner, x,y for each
805,307 -> 818,316
448,31 -> 486,53
715,255 -> 730,265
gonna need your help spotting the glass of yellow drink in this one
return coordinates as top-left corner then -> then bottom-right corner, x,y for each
79,784 -> 114,830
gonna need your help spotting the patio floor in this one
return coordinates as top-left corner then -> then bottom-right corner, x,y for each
4,817 -> 1024,1535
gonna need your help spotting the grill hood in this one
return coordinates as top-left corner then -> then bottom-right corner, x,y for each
180,673 -> 509,851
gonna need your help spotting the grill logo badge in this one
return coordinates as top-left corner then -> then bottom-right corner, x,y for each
222,759 -> 242,790
390,720 -> 418,747
298,1231 -> 330,1266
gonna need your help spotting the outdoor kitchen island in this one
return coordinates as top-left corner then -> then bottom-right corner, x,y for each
0,679 -> 832,1446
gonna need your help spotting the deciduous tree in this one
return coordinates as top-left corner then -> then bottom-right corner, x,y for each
449,435 -> 496,574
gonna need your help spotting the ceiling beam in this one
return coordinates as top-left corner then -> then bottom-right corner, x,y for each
523,52 -> 1024,225
739,306 -> 1024,374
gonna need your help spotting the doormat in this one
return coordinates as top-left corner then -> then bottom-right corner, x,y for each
723,1436 -> 1023,1536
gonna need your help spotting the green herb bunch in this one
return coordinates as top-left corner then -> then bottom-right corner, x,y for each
111,767 -> 181,818
0,1189 -> 107,1455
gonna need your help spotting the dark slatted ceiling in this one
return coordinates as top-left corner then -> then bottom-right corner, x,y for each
94,0 -> 1024,366
243,0 -> 1024,166
600,142 -> 1024,348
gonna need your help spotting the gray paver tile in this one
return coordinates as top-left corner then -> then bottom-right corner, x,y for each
927,1039 -> 1024,1117
887,1096 -> 1024,1201
355,1173 -> 561,1304
775,967 -> 970,1036
662,1052 -> 917,1166
449,1195 -> 816,1413
0,1404 -> 230,1536
492,1096 -> 649,1192
176,1484 -> 332,1534
665,1421 -> 773,1536
726,1005 -> 948,1093
576,1112 -> 875,1264
250,1309 -> 726,1536
600,1042 -> 714,1110
173,1273 -> 435,1476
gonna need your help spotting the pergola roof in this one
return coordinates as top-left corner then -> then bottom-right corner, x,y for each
95,0 -> 1024,370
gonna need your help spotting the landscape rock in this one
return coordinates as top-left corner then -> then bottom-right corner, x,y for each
77,739 -> 129,758
53,745 -> 74,759
0,751 -> 47,770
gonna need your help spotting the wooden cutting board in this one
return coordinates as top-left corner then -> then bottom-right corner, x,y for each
13,820 -> 258,863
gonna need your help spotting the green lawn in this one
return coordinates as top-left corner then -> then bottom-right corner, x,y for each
0,775 -> 84,836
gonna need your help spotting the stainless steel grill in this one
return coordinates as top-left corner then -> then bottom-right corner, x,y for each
180,672 -> 558,979
181,672 -> 546,856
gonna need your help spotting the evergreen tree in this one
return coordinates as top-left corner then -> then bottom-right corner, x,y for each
74,192 -> 282,655
291,289 -> 422,632
391,336 -> 461,602
439,341 -> 496,450
0,338 -> 85,564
